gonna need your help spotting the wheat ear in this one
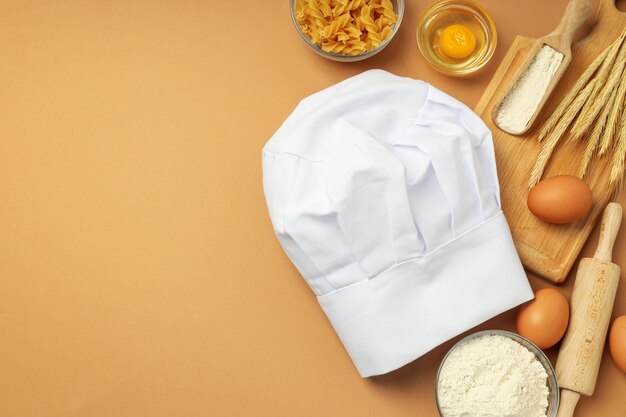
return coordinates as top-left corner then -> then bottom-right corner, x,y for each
529,131 -> 562,189
538,45 -> 610,141
528,80 -> 597,187
578,120 -> 604,178
609,103 -> 626,186
580,92 -> 617,177
562,78 -> 599,143
600,59 -> 626,155
570,31 -> 626,140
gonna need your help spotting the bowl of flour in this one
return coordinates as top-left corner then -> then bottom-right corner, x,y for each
435,330 -> 559,417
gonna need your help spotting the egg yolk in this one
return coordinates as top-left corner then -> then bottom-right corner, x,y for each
439,24 -> 476,59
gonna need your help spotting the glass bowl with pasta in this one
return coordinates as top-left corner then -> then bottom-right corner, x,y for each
290,0 -> 404,62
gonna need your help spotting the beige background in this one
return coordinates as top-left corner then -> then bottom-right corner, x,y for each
1,1 -> 625,416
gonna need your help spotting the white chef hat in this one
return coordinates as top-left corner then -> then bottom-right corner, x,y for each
262,70 -> 533,377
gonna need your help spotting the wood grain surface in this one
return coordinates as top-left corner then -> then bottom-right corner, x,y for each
475,0 -> 626,283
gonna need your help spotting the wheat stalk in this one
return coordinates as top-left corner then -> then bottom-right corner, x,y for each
529,130 -> 563,189
578,119 -> 604,178
600,61 -> 626,155
563,78 -> 599,144
609,104 -> 626,186
580,91 -> 616,177
530,28 -> 626,188
570,32 -> 626,140
537,45 -> 610,142
528,80 -> 597,187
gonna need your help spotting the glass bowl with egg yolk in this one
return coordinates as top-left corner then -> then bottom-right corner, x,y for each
416,0 -> 497,76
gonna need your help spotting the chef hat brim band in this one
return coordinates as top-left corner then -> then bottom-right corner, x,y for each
318,212 -> 532,377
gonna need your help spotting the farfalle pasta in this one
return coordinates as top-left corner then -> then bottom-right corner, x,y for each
295,0 -> 398,55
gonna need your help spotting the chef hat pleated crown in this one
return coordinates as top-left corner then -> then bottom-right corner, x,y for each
262,70 -> 533,377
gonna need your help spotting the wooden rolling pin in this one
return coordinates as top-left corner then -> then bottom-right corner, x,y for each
555,202 -> 622,417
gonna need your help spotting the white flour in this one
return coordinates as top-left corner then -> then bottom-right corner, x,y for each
437,334 -> 549,417
495,45 -> 564,134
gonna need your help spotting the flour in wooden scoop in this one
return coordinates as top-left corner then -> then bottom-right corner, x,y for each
495,45 -> 564,134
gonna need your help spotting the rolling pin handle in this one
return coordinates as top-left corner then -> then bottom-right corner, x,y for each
556,389 -> 581,417
593,202 -> 622,262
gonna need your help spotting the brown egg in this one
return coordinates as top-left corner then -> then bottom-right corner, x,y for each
516,288 -> 569,349
527,175 -> 592,224
609,315 -> 626,374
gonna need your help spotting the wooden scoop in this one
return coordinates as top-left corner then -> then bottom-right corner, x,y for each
554,202 -> 622,417
491,0 -> 592,135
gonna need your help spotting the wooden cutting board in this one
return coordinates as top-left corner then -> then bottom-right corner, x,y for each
474,0 -> 626,284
